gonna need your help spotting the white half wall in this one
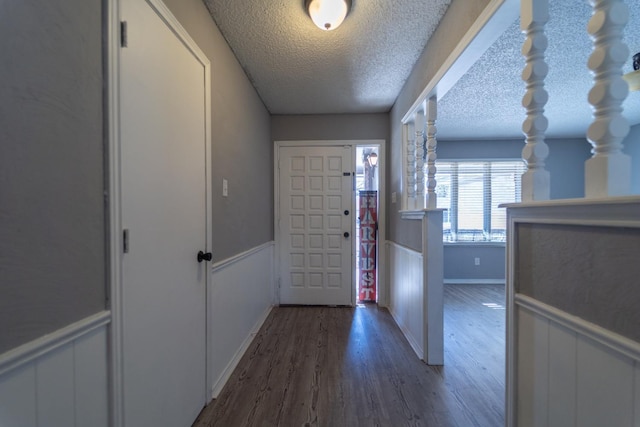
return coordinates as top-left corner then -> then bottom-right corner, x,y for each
506,199 -> 640,426
515,297 -> 640,427
387,241 -> 424,359
208,242 -> 274,398
0,312 -> 110,427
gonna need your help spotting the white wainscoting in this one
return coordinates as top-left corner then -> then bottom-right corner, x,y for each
208,242 -> 274,398
387,241 -> 424,359
0,312 -> 110,427
515,296 -> 640,427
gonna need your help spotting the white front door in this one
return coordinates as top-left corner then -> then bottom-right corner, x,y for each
278,146 -> 353,305
120,0 -> 208,425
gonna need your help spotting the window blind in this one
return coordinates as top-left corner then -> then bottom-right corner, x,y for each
435,160 -> 526,242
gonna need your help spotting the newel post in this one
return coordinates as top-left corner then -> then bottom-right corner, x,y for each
521,0 -> 550,201
585,0 -> 631,197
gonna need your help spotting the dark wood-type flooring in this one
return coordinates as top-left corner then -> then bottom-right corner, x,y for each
193,284 -> 505,427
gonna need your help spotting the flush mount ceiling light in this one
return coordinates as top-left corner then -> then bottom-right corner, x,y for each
305,0 -> 351,31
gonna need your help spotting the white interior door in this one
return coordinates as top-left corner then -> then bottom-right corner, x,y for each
120,0 -> 208,425
278,146 -> 353,305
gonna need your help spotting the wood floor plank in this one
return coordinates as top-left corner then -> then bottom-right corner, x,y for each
193,285 -> 505,427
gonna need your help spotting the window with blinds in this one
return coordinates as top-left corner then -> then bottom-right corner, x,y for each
435,160 -> 526,242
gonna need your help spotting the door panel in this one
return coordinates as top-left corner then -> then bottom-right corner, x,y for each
279,146 -> 353,305
120,0 -> 207,425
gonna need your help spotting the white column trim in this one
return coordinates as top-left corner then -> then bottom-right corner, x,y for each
585,0 -> 631,197
422,209 -> 444,365
520,0 -> 550,201
425,96 -> 438,209
406,120 -> 417,209
106,0 -> 124,425
415,110 -> 425,208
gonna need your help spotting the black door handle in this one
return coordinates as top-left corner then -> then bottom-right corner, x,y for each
197,251 -> 212,263
344,232 -> 350,238
344,210 -> 349,215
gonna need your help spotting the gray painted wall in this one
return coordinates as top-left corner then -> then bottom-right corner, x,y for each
546,137 -> 592,199
271,113 -> 390,142
164,0 -> 273,262
517,223 -> 640,342
444,245 -> 505,282
0,0 -> 273,354
0,0 -> 105,353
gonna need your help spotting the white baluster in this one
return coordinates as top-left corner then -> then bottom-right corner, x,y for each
406,121 -> 416,209
415,111 -> 425,208
585,0 -> 631,197
426,97 -> 438,209
521,0 -> 550,201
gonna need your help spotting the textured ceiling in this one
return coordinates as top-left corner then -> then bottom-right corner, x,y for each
437,0 -> 640,140
203,0 -> 452,114
204,0 -> 640,139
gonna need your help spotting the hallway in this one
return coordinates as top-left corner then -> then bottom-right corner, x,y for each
193,285 -> 505,427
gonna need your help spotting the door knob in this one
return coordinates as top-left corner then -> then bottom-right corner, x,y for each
344,210 -> 349,215
197,251 -> 212,263
344,232 -> 350,238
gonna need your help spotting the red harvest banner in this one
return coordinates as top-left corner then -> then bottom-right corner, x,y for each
358,191 -> 377,302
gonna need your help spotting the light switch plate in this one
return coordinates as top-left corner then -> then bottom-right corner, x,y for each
222,178 -> 228,197
391,192 -> 397,203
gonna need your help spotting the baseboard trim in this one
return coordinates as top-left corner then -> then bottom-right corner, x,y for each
444,279 -> 505,285
516,294 -> 640,362
0,311 -> 111,377
210,305 -> 273,398
211,241 -> 274,273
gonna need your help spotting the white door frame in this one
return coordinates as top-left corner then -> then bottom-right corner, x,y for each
274,140 -> 387,307
106,0 -> 213,425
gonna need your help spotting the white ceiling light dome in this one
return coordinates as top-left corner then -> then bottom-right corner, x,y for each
306,0 -> 351,31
